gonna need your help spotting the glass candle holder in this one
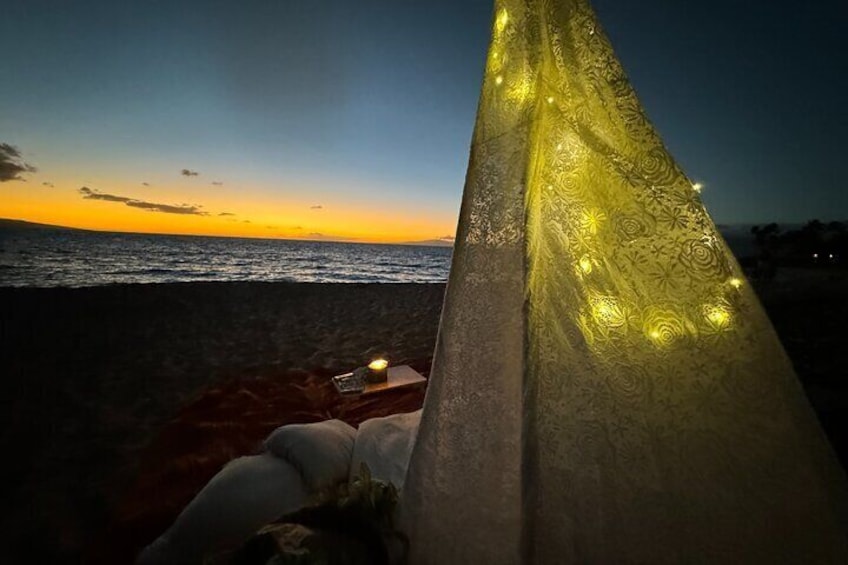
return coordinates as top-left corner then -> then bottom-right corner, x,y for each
367,358 -> 389,383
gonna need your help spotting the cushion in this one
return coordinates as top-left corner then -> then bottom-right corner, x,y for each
350,410 -> 421,489
263,419 -> 357,491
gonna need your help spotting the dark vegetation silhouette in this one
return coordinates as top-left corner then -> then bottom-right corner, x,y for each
746,220 -> 846,280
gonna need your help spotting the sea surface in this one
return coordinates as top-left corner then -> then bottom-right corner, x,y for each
0,228 -> 453,287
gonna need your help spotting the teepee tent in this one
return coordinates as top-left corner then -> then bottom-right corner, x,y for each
401,0 -> 848,562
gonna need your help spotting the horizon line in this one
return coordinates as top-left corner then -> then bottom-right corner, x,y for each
0,217 -> 456,247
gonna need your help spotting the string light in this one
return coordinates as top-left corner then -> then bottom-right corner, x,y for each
496,10 -> 509,34
729,278 -> 743,289
591,296 -> 625,328
705,304 -> 732,328
547,96 -> 555,104
579,256 -> 592,274
692,182 -> 703,193
495,75 -> 503,85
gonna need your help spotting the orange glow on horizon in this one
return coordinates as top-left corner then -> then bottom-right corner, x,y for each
0,176 -> 457,245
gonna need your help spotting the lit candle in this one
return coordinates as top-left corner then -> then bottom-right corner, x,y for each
367,358 -> 389,383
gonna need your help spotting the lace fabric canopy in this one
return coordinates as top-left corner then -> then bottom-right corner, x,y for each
400,0 -> 848,562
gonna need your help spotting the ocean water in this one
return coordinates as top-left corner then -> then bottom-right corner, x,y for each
0,228 -> 453,287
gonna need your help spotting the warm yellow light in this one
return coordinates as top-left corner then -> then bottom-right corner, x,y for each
705,305 -> 731,328
368,359 -> 389,371
495,75 -> 503,85
578,256 -> 592,274
643,308 -> 689,347
547,96 -> 554,104
729,277 -> 743,289
692,182 -> 704,193
580,209 -> 605,236
495,9 -> 509,33
591,296 -> 625,328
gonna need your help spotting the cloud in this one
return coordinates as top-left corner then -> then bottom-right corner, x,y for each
79,186 -> 209,215
181,169 -> 199,177
0,143 -> 37,182
310,205 -> 323,210
79,186 -> 128,203
42,181 -> 54,187
218,212 -> 235,217
265,225 -> 277,229
142,182 -> 150,186
242,220 -> 251,224
211,181 -> 223,186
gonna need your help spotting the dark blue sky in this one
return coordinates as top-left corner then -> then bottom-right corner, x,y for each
2,0 -> 846,231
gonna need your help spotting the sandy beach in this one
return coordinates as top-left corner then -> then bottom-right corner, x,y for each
1,273 -> 846,563
1,282 -> 443,563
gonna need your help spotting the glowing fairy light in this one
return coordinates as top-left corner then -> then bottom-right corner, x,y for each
578,256 -> 592,274
581,209 -> 605,236
729,277 -> 743,289
495,9 -> 509,34
643,308 -> 689,348
704,304 -> 732,329
547,96 -> 555,104
692,182 -> 704,193
495,75 -> 503,85
556,143 -> 563,151
590,296 -> 625,328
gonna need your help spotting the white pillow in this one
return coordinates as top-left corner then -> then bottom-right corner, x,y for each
263,419 -> 357,491
350,410 -> 422,490
137,453 -> 309,564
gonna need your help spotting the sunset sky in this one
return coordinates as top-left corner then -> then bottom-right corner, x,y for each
1,0 -> 846,243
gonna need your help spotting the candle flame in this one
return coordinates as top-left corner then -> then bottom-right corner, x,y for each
368,359 -> 388,370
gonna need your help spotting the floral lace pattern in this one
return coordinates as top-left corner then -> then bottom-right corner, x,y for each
402,0 -> 848,563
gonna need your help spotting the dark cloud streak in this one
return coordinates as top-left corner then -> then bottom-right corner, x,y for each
181,169 -> 199,177
79,186 -> 209,216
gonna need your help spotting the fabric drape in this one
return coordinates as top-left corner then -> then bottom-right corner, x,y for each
401,0 -> 848,562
